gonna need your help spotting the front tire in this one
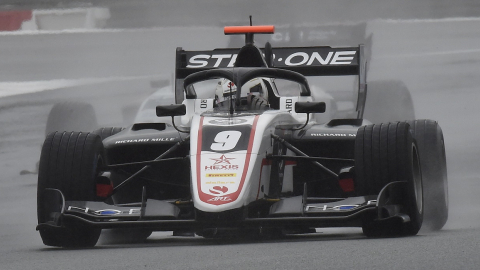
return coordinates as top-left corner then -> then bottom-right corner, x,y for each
37,131 -> 104,247
408,120 -> 448,230
355,122 -> 423,237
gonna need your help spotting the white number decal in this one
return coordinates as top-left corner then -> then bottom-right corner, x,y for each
210,131 -> 241,151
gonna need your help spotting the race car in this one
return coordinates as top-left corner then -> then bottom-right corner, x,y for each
36,24 -> 448,247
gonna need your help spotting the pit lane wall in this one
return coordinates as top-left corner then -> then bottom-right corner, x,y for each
0,7 -> 110,31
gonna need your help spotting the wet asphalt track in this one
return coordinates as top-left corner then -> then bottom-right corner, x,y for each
1,3 -> 480,270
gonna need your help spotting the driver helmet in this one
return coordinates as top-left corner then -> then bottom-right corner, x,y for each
215,78 -> 237,106
215,78 -> 268,106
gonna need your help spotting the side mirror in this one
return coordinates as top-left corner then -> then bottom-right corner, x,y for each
156,104 -> 186,117
295,102 -> 326,114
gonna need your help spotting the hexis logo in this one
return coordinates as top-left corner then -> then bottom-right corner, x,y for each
211,154 -> 234,165
205,155 -> 239,170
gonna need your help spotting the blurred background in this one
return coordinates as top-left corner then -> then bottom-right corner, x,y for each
0,1 -> 479,267
2,0 -> 480,28
0,1 -> 479,269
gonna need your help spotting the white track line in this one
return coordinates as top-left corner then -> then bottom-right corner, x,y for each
0,75 -> 165,98
0,26 -> 218,36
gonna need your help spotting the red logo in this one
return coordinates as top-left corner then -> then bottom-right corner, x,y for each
210,154 -> 235,165
209,186 -> 229,195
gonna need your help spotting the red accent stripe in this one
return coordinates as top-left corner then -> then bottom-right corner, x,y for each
285,160 -> 297,166
196,116 -> 204,202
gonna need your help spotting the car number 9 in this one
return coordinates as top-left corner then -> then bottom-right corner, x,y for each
210,131 -> 241,151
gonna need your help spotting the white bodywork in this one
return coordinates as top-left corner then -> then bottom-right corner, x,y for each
181,95 -> 313,212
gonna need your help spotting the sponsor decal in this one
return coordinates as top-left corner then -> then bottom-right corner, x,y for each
209,186 -> 229,195
205,164 -> 239,170
208,118 -> 248,125
205,154 -> 239,170
95,209 -> 122,215
282,51 -> 356,66
187,54 -> 237,68
310,133 -> 356,137
206,173 -> 237,177
115,138 -> 175,144
67,206 -> 140,215
305,205 -> 358,211
285,98 -> 293,110
305,200 -> 376,212
211,154 -> 234,165
207,196 -> 232,202
151,138 -> 176,142
187,51 -> 356,68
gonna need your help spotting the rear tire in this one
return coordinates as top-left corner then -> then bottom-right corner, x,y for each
355,122 -> 423,237
37,131 -> 104,247
363,80 -> 415,124
408,120 -> 448,230
45,102 -> 98,135
92,127 -> 125,141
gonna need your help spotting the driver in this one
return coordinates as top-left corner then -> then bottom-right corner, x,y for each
215,78 -> 269,110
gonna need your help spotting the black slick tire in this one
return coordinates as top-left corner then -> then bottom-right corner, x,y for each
355,122 -> 423,237
37,131 -> 104,247
408,120 -> 448,230
92,127 -> 125,141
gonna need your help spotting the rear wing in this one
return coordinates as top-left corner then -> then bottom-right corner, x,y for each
174,45 -> 367,118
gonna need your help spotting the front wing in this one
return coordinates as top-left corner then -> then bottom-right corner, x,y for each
37,182 -> 412,232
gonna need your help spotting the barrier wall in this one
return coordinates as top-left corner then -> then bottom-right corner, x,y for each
0,7 -> 110,31
0,10 -> 32,31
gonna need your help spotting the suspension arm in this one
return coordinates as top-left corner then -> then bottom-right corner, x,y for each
270,134 -> 338,178
103,157 -> 187,170
267,155 -> 354,163
112,136 -> 190,194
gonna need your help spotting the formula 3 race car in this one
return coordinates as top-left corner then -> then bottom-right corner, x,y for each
36,24 -> 448,247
